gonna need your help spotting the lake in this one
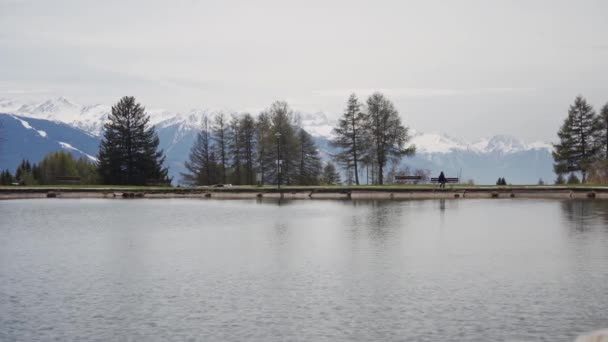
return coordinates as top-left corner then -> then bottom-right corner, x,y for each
1,198 -> 607,341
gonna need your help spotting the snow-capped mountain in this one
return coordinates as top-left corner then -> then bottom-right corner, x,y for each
410,131 -> 552,155
2,97 -> 176,136
1,96 -> 556,184
0,113 -> 100,172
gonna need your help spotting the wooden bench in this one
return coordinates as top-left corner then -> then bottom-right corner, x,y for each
430,177 -> 459,184
56,176 -> 81,184
146,179 -> 171,186
394,175 -> 422,184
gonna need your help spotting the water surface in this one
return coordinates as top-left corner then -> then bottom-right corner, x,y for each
1,198 -> 607,341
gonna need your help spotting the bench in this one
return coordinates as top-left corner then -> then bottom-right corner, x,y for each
146,179 -> 171,186
430,177 -> 459,184
56,176 -> 81,184
394,175 -> 422,184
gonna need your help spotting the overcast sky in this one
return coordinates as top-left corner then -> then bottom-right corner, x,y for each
1,0 -> 607,141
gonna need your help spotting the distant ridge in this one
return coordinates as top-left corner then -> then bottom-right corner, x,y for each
0,97 -> 555,184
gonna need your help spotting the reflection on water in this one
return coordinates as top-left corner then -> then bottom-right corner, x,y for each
561,200 -> 608,230
0,198 -> 607,342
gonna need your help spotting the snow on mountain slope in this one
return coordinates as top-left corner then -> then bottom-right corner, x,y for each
4,96 -> 552,155
0,113 -> 101,172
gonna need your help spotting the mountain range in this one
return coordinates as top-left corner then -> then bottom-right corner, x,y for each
0,97 -> 556,184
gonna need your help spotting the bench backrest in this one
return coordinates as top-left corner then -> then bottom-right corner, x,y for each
394,175 -> 422,180
56,176 -> 81,184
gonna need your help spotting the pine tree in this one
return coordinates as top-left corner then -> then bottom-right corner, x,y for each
296,129 -> 322,185
595,103 -> 608,160
496,177 -> 502,185
331,93 -> 364,185
98,96 -> 169,185
181,115 -> 216,186
363,92 -> 415,184
0,169 -> 14,185
553,96 -> 599,183
555,173 -> 566,185
321,162 -> 341,185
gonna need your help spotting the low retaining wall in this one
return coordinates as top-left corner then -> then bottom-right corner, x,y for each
1,186 -> 608,200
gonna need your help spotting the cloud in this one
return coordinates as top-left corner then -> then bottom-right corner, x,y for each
312,87 -> 536,98
0,89 -> 52,95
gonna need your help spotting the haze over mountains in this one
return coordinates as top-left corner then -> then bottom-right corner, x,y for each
0,97 -> 555,184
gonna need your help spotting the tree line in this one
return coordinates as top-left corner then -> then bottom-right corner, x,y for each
181,101 -> 341,186
1,93 -> 416,187
553,96 -> 608,184
0,152 -> 98,185
181,92 -> 415,186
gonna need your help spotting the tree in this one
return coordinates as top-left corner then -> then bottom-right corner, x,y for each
15,159 -> 32,181
588,160 -> 608,184
567,173 -> 580,184
36,151 -> 98,185
181,115 -> 217,186
228,114 -> 242,185
98,96 -> 169,185
553,96 -> 599,183
595,103 -> 608,160
0,169 -> 14,185
321,162 -> 341,185
296,129 -> 322,185
256,112 -> 274,185
362,92 -> 415,184
212,112 -> 229,184
538,178 -> 545,186
331,93 -> 364,185
239,114 -> 257,185
269,101 -> 299,185
555,173 -> 566,185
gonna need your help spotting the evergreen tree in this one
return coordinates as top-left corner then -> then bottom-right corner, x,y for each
363,92 -> 415,184
331,93 -> 364,185
98,96 -> 169,185
321,162 -> 341,185
496,177 -> 502,185
553,96 -> 599,183
181,115 -> 216,186
0,169 -> 14,185
212,112 -> 229,184
595,103 -> 608,160
296,129 -> 322,185
567,173 -> 580,184
555,173 -> 566,185
15,159 -> 32,182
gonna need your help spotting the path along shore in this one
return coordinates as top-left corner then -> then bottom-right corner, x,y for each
1,186 -> 608,200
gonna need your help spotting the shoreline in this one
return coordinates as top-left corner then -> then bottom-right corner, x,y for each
2,186 -> 608,200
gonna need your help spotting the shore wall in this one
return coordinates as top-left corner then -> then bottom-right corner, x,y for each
1,186 -> 608,200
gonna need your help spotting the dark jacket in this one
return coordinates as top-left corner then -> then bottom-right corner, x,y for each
438,172 -> 446,183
